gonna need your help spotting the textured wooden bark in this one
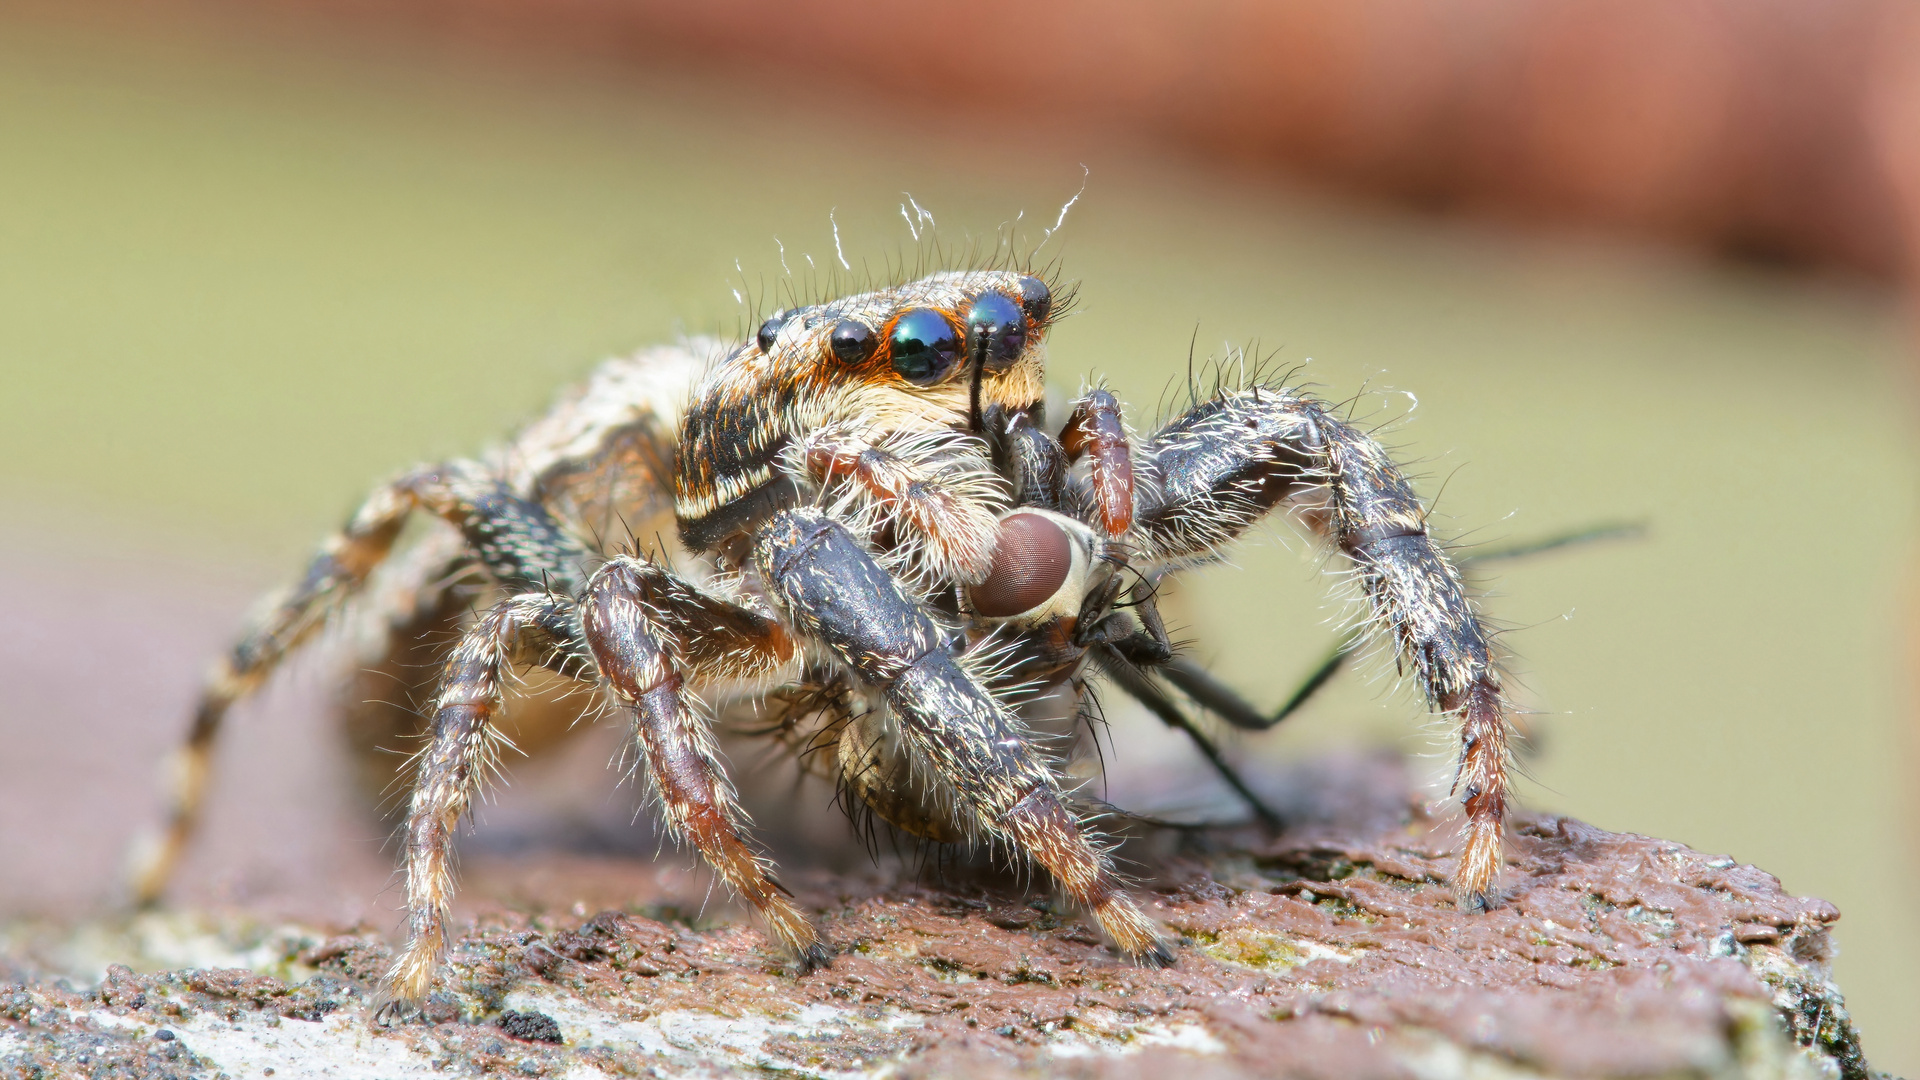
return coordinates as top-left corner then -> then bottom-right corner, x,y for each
0,754 -> 1882,1079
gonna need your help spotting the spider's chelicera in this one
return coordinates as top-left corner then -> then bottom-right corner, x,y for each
130,268 -> 1516,1017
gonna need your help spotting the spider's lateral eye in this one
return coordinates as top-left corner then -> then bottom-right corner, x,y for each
887,308 -> 962,385
1017,276 -> 1051,324
829,319 -> 876,364
965,292 -> 1026,373
756,310 -> 794,354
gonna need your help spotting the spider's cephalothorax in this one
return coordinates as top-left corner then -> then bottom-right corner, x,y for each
130,267 -> 1519,1018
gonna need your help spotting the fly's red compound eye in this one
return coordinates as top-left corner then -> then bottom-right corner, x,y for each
969,511 -> 1073,618
887,308 -> 962,384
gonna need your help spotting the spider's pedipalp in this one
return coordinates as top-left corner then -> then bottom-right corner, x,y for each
796,425 -> 1007,587
1059,388 -> 1135,538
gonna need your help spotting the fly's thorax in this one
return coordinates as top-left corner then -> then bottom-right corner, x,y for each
673,269 -> 1061,554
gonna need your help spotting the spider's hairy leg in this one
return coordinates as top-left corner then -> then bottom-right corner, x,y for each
1135,388 -> 1513,910
133,463 -> 596,905
129,479 -> 419,905
580,556 -> 826,969
754,508 -> 1171,964
798,427 -> 1005,584
376,590 -> 579,1018
1059,388 -> 1135,538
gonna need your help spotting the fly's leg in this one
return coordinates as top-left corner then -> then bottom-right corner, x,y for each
579,556 -> 825,969
1159,638 -> 1356,733
1076,571 -> 1287,826
983,403 -> 1068,513
1093,649 -> 1285,828
1155,523 -> 1642,733
753,508 -> 1171,964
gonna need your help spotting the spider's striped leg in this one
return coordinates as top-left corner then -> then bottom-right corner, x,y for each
129,479 -> 420,904
376,590 -> 582,1018
131,463 -> 594,905
1134,387 -> 1516,910
753,508 -> 1172,964
579,556 -> 824,969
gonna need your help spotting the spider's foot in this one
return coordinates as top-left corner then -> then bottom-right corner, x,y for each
371,944 -> 440,1026
368,996 -> 418,1029
794,940 -> 834,974
1093,895 -> 1173,967
1453,815 -> 1506,914
1137,939 -> 1177,969
763,898 -> 832,974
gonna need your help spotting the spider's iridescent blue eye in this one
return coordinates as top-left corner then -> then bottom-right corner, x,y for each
756,310 -> 793,353
1018,276 -> 1051,324
965,293 -> 1026,373
888,308 -> 961,384
829,319 -> 875,364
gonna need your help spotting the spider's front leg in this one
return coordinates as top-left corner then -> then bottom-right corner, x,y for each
378,553 -> 818,1016
579,556 -> 825,968
377,589 -> 584,1016
752,507 -> 1171,964
1135,388 -> 1516,910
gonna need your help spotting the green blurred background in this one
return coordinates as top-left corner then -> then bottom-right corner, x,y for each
2,14 -> 1915,1069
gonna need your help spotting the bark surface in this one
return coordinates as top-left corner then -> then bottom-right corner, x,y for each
0,753 -> 1882,1079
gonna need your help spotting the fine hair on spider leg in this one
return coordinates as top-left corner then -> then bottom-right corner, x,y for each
1111,362 -> 1521,908
142,267 -> 1556,1021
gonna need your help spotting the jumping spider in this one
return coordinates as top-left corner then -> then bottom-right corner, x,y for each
130,267 -> 1518,1016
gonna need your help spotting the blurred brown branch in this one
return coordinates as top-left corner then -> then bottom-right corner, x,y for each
96,0 -> 1920,284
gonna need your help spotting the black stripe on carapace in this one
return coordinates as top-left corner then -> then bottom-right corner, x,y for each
678,475 -> 805,553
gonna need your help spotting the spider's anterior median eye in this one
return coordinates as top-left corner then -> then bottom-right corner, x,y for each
829,319 -> 876,364
1018,276 -> 1051,324
756,310 -> 794,353
965,293 -> 1026,373
887,308 -> 961,384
